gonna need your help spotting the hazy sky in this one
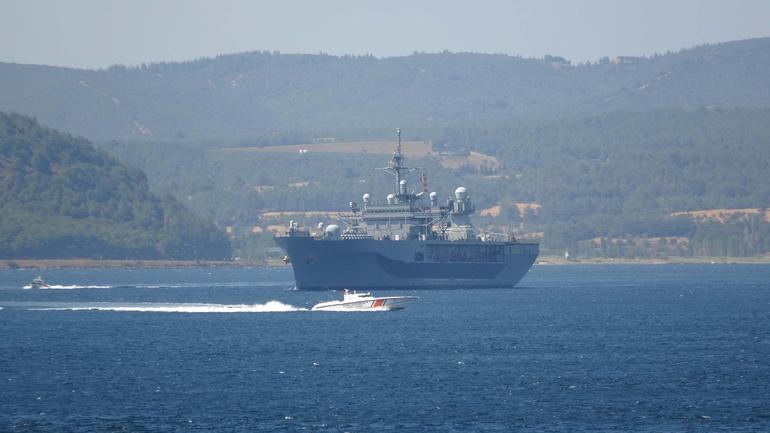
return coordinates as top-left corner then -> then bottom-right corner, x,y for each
2,0 -> 769,69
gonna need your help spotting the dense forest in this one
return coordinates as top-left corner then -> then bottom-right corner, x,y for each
0,112 -> 231,259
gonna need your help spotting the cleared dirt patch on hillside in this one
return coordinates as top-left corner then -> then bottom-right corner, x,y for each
478,202 -> 541,219
671,208 -> 770,223
440,151 -> 502,171
224,141 -> 501,173
226,141 -> 435,158
260,211 -> 343,219
517,203 -> 542,219
479,204 -> 502,217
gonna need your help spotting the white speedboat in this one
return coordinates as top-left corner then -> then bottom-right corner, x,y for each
311,289 -> 417,311
29,276 -> 50,289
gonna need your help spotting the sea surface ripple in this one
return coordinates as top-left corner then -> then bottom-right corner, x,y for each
1,264 -> 768,432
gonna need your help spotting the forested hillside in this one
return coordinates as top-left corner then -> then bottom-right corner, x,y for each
102,108 -> 770,257
1,38 -> 769,142
0,112 -> 231,259
2,38 -> 770,258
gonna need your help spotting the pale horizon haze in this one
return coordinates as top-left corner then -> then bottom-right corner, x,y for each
1,0 -> 770,69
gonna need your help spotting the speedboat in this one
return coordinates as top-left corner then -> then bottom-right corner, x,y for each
311,289 -> 417,311
30,276 -> 50,289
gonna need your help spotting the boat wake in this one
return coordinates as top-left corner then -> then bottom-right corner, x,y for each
19,282 -> 292,290
22,284 -> 113,290
29,301 -> 307,313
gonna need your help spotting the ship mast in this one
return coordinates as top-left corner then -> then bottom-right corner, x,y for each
380,128 -> 417,196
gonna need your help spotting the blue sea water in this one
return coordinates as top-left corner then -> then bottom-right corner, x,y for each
0,264 -> 768,432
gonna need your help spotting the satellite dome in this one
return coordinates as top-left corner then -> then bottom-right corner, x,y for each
324,224 -> 341,239
454,186 -> 468,200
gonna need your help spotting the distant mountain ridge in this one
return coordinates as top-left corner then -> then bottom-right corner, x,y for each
0,112 -> 231,259
1,38 -> 769,141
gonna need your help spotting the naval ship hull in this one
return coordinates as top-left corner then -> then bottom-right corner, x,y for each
275,236 -> 538,290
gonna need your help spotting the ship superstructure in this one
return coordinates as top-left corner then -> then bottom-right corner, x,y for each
274,129 -> 539,290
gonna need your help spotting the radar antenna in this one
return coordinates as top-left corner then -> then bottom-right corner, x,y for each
378,128 -> 419,195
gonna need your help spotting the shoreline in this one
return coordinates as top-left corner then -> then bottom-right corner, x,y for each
535,255 -> 770,265
2,255 -> 770,269
0,259 -> 276,270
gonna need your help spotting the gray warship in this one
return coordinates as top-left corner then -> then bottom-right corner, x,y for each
274,129 -> 539,290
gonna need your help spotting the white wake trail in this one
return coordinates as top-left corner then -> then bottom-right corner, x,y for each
22,284 -> 113,290
31,301 -> 307,313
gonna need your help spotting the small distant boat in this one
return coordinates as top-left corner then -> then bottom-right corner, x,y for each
311,289 -> 417,311
30,276 -> 50,289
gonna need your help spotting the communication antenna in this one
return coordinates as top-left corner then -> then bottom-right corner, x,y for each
378,128 -> 419,194
396,128 -> 402,157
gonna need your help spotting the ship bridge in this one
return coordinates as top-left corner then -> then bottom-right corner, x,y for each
338,129 -> 480,242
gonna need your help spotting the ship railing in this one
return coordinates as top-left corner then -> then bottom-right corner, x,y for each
476,231 -> 518,243
341,233 -> 374,240
283,228 -> 311,237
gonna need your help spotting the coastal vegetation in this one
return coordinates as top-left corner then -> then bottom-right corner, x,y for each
0,112 -> 231,259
